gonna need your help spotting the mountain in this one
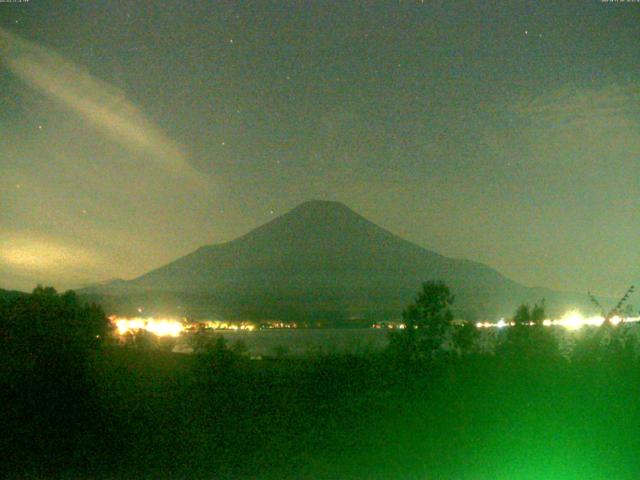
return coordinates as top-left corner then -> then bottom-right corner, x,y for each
81,200 -> 595,322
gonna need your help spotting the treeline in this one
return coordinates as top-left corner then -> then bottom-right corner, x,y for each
389,281 -> 640,368
0,287 -> 114,476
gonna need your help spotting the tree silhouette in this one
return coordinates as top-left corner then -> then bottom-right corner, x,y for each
452,320 -> 479,356
1,286 -> 109,373
498,301 -> 558,362
391,281 -> 455,362
0,286 -> 112,472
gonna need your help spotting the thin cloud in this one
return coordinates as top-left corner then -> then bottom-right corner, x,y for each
511,83 -> 640,131
0,235 -> 99,271
0,27 -> 202,182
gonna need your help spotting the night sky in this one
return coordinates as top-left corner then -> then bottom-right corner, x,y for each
1,1 -> 639,297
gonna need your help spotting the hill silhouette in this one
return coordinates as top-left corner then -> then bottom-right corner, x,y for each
0,288 -> 29,304
81,200 -> 595,322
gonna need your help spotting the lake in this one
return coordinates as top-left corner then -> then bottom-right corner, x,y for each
173,328 -> 392,357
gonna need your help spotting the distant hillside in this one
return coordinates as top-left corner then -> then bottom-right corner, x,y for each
81,200 -> 597,322
0,288 -> 29,304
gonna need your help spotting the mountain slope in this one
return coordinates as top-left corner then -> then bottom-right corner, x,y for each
0,288 -> 29,304
83,200 -> 594,321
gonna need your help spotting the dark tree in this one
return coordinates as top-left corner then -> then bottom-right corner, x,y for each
530,301 -> 546,326
498,300 -> 558,362
123,328 -> 158,350
513,303 -> 531,326
391,281 -> 455,362
452,320 -> 480,355
1,286 -> 109,373
191,335 -> 247,383
0,286 -> 113,474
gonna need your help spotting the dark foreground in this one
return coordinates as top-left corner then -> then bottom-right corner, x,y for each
3,287 -> 640,479
3,345 -> 640,480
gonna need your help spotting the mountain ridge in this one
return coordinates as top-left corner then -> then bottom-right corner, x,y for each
82,200 -> 597,321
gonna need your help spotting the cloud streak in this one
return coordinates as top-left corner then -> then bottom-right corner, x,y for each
0,27 -> 201,181
0,234 -> 101,271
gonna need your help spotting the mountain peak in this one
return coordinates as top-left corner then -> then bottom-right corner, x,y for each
256,199 -> 378,241
289,200 -> 356,216
294,199 -> 349,209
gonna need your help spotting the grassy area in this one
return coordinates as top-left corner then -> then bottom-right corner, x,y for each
5,344 -> 640,479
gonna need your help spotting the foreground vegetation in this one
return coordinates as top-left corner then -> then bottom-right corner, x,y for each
2,285 -> 640,479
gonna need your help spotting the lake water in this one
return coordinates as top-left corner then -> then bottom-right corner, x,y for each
173,328 -> 392,357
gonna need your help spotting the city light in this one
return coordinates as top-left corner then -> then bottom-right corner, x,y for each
196,320 -> 256,331
109,310 -> 640,339
476,310 -> 640,331
108,316 -> 259,337
110,316 -> 185,337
